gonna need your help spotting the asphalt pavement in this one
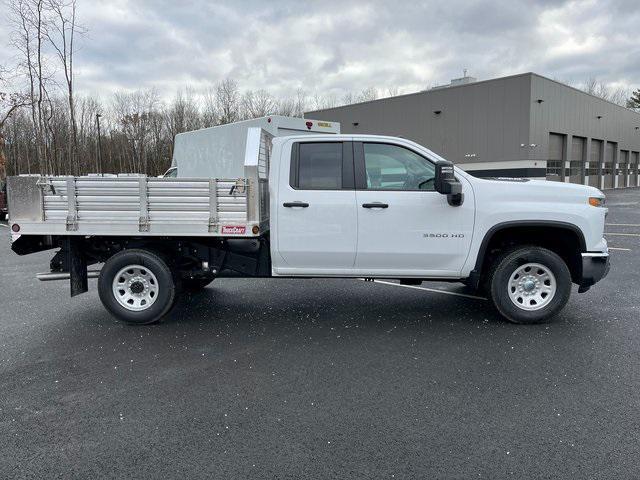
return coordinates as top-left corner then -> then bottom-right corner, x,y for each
1,188 -> 639,479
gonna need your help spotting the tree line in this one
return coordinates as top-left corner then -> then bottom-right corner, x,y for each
2,80 -> 385,177
1,0 -> 639,180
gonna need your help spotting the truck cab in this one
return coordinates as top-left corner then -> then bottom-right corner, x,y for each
270,135 -> 475,278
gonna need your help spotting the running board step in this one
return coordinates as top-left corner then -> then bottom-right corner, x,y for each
37,270 -> 101,282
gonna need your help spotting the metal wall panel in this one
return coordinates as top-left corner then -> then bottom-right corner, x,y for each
588,139 -> 603,187
306,73 -> 533,172
619,150 -> 629,187
604,141 -> 616,188
546,133 -> 564,181
631,152 -> 639,187
570,136 -> 586,184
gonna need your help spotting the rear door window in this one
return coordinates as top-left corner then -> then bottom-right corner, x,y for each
290,142 -> 354,190
299,143 -> 342,189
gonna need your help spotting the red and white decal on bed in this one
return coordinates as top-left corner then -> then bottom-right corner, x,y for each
221,225 -> 246,235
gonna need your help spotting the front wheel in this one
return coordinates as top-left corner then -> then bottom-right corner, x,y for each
488,246 -> 572,324
98,249 -> 177,325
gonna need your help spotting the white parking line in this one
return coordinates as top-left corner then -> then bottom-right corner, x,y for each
609,247 -> 631,251
365,279 -> 487,301
0,223 -> 8,228
606,223 -> 640,227
604,232 -> 640,237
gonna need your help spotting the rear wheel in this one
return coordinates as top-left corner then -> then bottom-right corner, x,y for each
98,249 -> 177,325
488,246 -> 571,324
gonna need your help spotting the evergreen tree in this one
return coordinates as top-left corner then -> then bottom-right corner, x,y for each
627,89 -> 640,109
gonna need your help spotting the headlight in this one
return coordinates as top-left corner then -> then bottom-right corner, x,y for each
588,196 -> 605,207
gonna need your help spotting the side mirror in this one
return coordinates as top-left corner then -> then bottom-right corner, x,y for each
434,161 -> 464,206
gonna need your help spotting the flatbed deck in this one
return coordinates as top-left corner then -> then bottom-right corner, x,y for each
8,175 -> 266,237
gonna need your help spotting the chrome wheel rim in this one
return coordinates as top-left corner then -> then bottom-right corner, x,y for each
508,262 -> 556,311
112,265 -> 159,312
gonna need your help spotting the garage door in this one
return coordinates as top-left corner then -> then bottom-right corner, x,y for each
588,139 -> 602,187
619,150 -> 629,188
603,142 -> 616,189
569,136 -> 585,184
547,133 -> 564,182
631,152 -> 639,187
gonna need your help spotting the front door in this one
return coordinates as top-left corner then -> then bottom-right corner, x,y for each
275,141 -> 357,275
353,141 -> 474,277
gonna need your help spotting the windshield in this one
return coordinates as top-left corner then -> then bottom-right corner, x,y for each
163,167 -> 178,178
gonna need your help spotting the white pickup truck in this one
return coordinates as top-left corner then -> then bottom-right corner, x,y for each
7,123 -> 609,325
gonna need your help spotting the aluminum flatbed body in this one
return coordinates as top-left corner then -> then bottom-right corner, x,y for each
7,128 -> 272,238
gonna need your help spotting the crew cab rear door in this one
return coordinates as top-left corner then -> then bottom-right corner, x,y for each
274,140 -> 357,275
353,141 -> 474,277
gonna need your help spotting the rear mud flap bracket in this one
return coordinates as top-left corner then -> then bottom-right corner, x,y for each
67,237 -> 88,297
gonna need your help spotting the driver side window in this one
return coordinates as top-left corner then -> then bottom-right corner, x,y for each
363,143 -> 435,191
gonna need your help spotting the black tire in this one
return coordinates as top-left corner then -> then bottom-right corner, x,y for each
98,249 -> 177,325
488,246 -> 572,324
180,277 -> 215,293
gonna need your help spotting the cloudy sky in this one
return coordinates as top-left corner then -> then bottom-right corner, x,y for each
2,0 -> 639,100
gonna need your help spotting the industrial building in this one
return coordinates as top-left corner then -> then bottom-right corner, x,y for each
306,72 -> 640,189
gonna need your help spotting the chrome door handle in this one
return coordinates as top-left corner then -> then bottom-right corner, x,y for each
283,201 -> 309,208
362,202 -> 389,209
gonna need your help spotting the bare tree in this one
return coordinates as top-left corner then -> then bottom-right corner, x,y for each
9,0 -> 54,173
0,90 -> 32,179
341,92 -> 356,106
216,78 -> 240,124
582,77 -> 629,106
147,108 -> 168,175
34,0 -> 50,173
201,87 -> 218,128
358,87 -> 378,103
4,109 -> 33,175
242,89 -> 277,119
311,91 -> 338,111
292,88 -> 308,117
163,89 -> 201,161
276,97 -> 295,116
278,88 -> 308,117
45,0 -> 84,173
75,94 -> 100,172
164,89 -> 201,139
112,89 -> 160,173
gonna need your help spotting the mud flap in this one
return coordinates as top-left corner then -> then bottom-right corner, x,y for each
67,237 -> 88,297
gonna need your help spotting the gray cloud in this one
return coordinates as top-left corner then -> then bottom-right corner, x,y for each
2,0 -> 639,99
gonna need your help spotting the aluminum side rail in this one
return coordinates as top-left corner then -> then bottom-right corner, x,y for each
8,175 -> 260,237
